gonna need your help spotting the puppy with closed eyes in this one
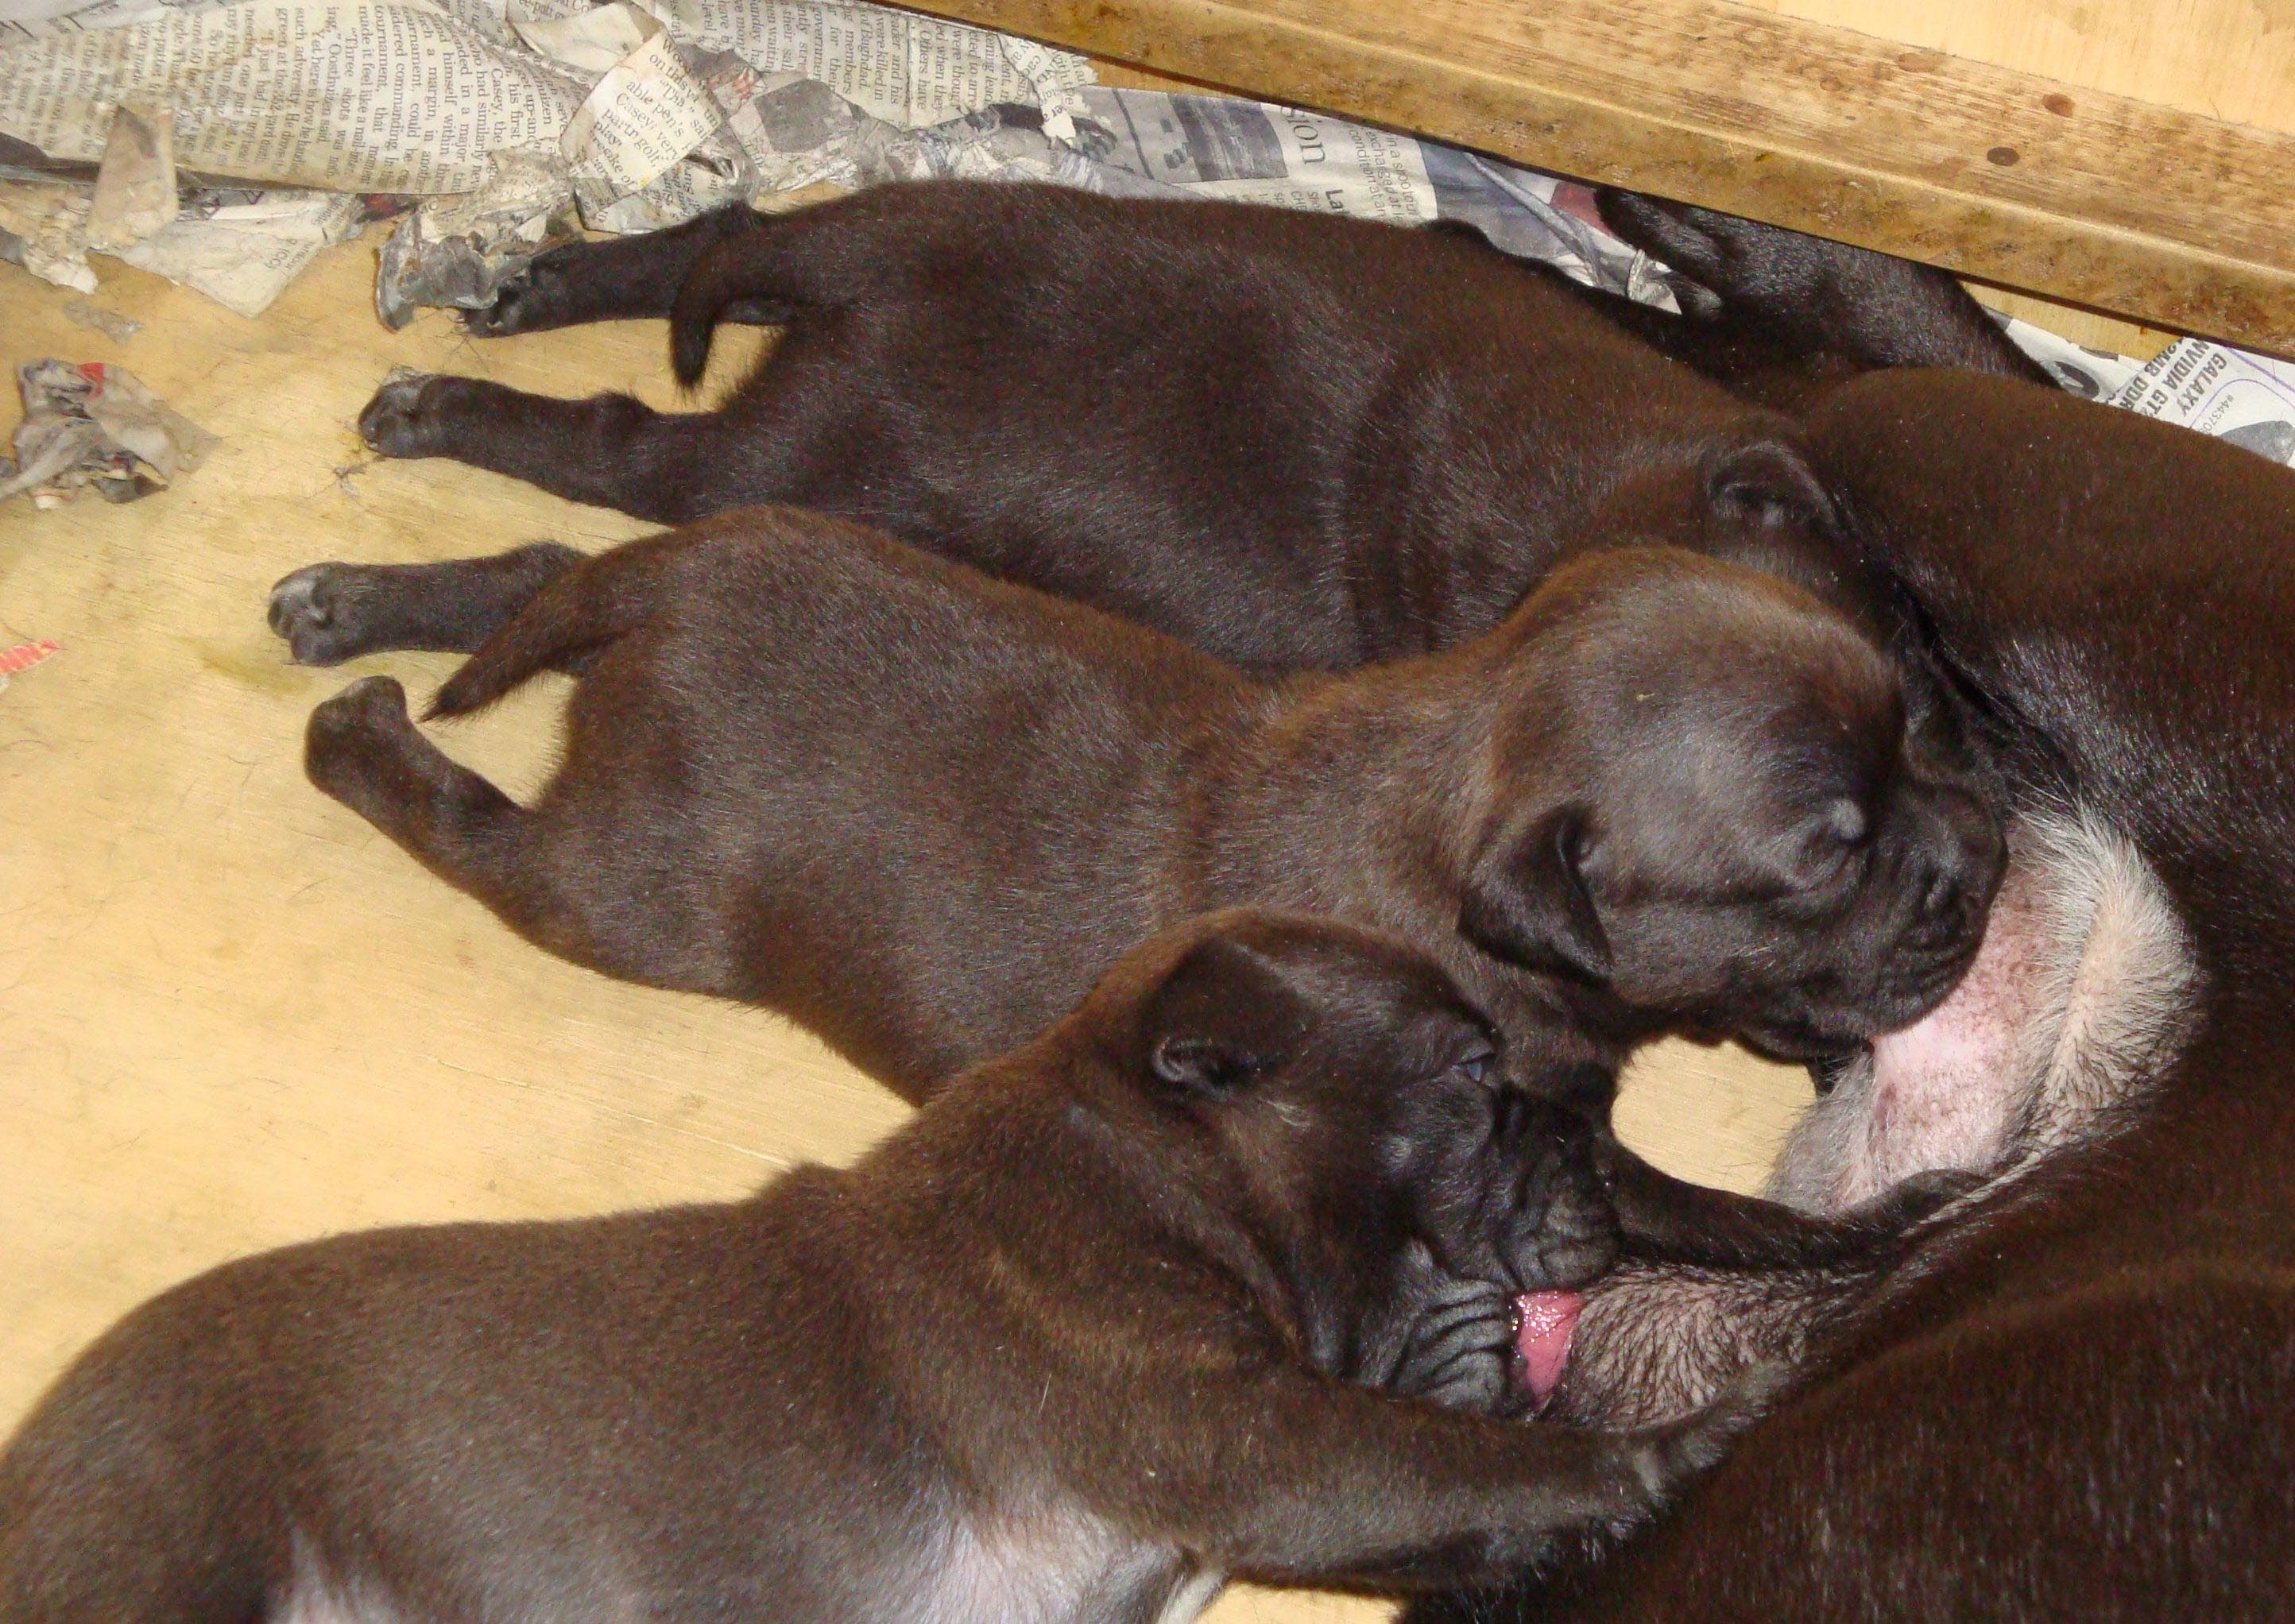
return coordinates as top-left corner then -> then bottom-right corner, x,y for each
0,912 -> 1756,1623
273,512 -> 1998,1104
343,180 -> 1863,671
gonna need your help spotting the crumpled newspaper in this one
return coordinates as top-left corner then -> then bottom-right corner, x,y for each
0,0 -> 1101,317
0,98 -> 365,318
374,149 -> 582,328
0,358 -> 216,507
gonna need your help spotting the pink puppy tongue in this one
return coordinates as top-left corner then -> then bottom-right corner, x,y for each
1515,1290 -> 1582,1406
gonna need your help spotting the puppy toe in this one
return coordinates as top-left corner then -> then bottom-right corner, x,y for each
1643,1359 -> 1794,1492
1499,1107 -> 1623,1290
1527,1219 -> 1621,1293
465,278 -> 534,338
1593,189 -> 1728,278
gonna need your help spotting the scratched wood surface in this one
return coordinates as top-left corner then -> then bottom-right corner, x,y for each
904,0 -> 2295,354
0,233 -> 1814,1622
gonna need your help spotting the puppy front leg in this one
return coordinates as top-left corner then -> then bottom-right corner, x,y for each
1596,1141 -> 1972,1269
1593,191 -> 2057,389
1093,1375 -> 1755,1593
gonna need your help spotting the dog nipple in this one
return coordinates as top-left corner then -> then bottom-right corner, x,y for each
1515,1290 -> 1583,1406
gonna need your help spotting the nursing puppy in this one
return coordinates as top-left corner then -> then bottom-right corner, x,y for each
1408,360 -> 2295,1619
0,912 -> 1765,1622
344,180 -> 1864,672
273,520 -> 1998,1104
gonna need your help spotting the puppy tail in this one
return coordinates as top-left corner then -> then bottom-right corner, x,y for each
668,222 -> 817,390
428,541 -> 665,720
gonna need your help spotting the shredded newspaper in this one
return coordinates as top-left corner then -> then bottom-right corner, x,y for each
0,0 -> 2287,463
0,357 -> 215,505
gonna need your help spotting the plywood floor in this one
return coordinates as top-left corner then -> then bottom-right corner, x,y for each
0,230 -> 1813,1621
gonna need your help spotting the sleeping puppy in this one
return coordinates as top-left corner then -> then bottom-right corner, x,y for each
344,180 -> 1864,672
269,517 -> 1999,1103
0,911 -> 1762,1622
1407,241 -> 2295,1618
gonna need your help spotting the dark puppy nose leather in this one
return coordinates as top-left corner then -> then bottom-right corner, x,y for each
1906,782 -> 2007,927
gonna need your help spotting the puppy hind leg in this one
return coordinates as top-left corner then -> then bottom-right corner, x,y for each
466,203 -> 772,337
305,675 -> 733,998
1593,189 -> 2055,387
269,542 -> 583,667
356,376 -> 774,523
304,677 -> 550,940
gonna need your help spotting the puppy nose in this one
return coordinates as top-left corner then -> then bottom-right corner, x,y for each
1493,1088 -> 1575,1147
1494,1088 -> 1535,1144
1913,786 -> 2005,924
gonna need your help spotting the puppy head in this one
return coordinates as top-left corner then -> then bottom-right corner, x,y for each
1461,547 -> 2004,1059
1090,911 -> 1621,1317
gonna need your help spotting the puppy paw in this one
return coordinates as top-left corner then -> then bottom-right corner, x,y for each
304,675 -> 415,814
357,370 -> 470,458
464,252 -> 577,338
269,563 -> 391,666
1634,1359 -> 1794,1500
1391,1271 -> 1517,1416
1593,191 -> 1742,298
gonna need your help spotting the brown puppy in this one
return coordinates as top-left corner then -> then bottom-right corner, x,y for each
0,912 -> 1754,1622
339,180 -> 1865,674
1405,339 -> 2295,1615
274,517 -> 1998,1103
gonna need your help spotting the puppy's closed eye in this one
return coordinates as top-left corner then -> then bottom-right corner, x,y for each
1785,795 -> 1874,891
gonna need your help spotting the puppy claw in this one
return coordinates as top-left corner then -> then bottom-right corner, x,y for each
1593,191 -> 1735,284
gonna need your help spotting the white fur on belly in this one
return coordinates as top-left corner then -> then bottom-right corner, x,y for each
1768,806 -> 2198,1216
910,1503 -> 1221,1624
273,1513 -> 1218,1624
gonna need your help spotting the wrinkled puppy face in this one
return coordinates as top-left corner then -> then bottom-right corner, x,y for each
1461,549 -> 2004,1060
1115,911 -> 1622,1323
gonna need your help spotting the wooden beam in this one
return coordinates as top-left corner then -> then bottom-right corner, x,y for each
898,0 -> 2295,355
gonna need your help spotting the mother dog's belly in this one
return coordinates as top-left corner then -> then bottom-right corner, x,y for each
1770,806 -> 2198,1216
1547,806 -> 2198,1427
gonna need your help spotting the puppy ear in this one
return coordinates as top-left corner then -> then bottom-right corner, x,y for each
1458,806 -> 1614,984
1137,932 -> 1308,1097
1705,437 -> 1837,536
1148,1034 -> 1258,1095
